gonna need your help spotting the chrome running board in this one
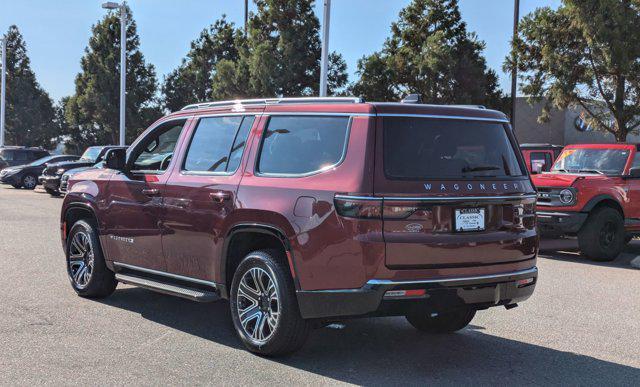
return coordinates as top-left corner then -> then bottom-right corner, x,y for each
115,273 -> 219,302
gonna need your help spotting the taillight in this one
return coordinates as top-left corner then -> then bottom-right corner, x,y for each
334,195 -> 382,219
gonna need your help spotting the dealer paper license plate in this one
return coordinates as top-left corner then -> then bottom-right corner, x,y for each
455,208 -> 485,232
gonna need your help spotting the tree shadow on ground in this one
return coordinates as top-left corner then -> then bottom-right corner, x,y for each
99,287 -> 640,385
539,238 -> 638,270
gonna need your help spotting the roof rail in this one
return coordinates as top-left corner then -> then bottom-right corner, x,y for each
180,97 -> 364,111
450,104 -> 487,109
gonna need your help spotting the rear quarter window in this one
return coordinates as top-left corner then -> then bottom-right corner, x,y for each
257,116 -> 350,176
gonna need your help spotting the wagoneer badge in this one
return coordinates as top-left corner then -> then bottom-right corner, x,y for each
405,223 -> 423,233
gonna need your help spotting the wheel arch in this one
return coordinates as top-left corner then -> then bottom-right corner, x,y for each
581,194 -> 624,217
62,202 -> 99,242
220,223 -> 299,299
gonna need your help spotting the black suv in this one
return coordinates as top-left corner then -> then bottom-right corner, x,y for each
40,146 -> 126,196
1,154 -> 79,189
0,147 -> 50,168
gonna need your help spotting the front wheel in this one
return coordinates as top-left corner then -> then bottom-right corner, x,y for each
230,250 -> 309,356
406,309 -> 476,333
66,220 -> 117,298
21,174 -> 37,190
578,207 -> 625,262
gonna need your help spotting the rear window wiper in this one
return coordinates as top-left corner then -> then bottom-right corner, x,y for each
462,165 -> 501,173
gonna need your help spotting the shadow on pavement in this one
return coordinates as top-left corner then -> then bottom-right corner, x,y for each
539,238 -> 638,270
100,287 -> 640,385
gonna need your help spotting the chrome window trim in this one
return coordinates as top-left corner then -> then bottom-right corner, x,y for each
263,112 -> 373,117
335,194 -> 537,202
367,267 -> 538,286
113,262 -> 217,288
254,115 -> 353,178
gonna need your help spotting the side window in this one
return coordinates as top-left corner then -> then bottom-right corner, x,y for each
530,151 -> 552,172
257,116 -> 350,175
130,120 -> 187,173
632,151 -> 640,168
1,150 -> 14,160
15,151 -> 29,161
183,115 -> 254,173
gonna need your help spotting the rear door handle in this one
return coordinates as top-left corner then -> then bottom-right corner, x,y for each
210,191 -> 231,203
141,188 -> 160,197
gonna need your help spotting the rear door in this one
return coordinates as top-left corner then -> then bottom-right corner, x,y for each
375,116 -> 537,269
160,114 -> 258,281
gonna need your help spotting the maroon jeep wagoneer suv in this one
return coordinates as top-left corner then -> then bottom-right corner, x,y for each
60,97 -> 538,355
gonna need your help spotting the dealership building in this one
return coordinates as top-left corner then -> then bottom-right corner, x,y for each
512,97 -> 640,145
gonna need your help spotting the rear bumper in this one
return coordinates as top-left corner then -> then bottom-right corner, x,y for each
39,175 -> 61,190
537,211 -> 587,235
296,267 -> 538,319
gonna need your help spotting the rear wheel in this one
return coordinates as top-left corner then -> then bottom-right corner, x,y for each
22,174 -> 37,190
65,220 -> 117,298
406,308 -> 476,333
578,207 -> 625,262
230,249 -> 309,356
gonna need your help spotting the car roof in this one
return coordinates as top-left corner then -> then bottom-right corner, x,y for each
165,97 -> 508,123
520,143 -> 563,149
564,143 -> 638,150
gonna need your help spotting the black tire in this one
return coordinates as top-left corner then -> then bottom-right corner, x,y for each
230,249 -> 309,356
21,174 -> 37,190
578,207 -> 625,262
65,220 -> 117,298
45,187 -> 60,196
406,308 -> 476,333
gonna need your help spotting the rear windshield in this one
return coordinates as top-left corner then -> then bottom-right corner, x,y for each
383,117 -> 524,179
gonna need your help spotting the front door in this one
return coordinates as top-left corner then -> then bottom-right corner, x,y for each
161,115 -> 257,282
102,119 -> 189,271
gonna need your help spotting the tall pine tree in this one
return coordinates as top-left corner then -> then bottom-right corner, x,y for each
210,0 -> 349,100
162,17 -> 243,112
1,26 -> 57,148
65,6 -> 160,149
350,0 -> 502,108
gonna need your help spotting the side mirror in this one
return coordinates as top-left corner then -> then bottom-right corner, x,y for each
104,148 -> 127,171
628,166 -> 640,178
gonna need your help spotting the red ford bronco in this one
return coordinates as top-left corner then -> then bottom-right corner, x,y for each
533,143 -> 640,261
60,97 -> 538,356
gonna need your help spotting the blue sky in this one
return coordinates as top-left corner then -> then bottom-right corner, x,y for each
0,0 -> 560,102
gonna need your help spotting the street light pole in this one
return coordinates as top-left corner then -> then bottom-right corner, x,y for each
511,0 -> 520,129
102,2 -> 127,146
244,0 -> 249,35
0,36 -> 6,147
319,0 -> 331,97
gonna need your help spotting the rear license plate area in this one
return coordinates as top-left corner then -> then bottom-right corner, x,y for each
454,208 -> 485,232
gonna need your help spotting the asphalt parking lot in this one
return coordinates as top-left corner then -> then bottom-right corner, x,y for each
0,186 -> 638,385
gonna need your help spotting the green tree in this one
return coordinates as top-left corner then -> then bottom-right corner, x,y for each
162,17 -> 243,112
350,0 -> 502,108
211,0 -> 349,99
65,6 -> 160,149
1,25 -> 57,148
506,0 -> 640,142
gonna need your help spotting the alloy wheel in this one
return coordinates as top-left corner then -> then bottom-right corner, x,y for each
236,267 -> 280,343
23,175 -> 36,189
67,231 -> 94,289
